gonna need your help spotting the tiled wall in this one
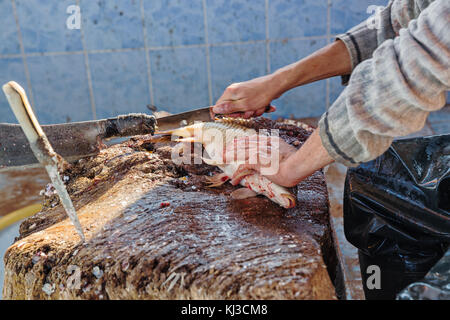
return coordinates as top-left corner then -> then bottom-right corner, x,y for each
0,0 -> 444,127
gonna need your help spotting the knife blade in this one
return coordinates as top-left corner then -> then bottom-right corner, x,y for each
0,106 -> 214,171
0,114 -> 156,170
155,106 -> 214,131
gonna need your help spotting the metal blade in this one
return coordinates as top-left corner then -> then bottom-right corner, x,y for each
0,114 -> 155,170
45,162 -> 86,242
155,106 -> 214,131
0,106 -> 213,170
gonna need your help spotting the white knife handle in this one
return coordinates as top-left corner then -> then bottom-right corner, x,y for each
2,81 -> 44,144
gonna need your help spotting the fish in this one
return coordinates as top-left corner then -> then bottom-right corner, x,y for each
156,118 -> 296,209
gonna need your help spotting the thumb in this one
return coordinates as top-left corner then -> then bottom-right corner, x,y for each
231,164 -> 258,186
212,100 -> 248,115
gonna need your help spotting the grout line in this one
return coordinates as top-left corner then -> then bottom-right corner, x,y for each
429,119 -> 450,124
140,0 -> 155,106
265,0 -> 271,74
270,34 -> 330,42
326,0 -> 332,109
0,35 -> 340,61
83,48 -> 145,54
25,51 -> 85,57
202,0 -> 213,106
148,43 -> 206,51
0,53 -> 22,59
327,0 -> 332,44
11,0 -> 34,109
205,39 -> 264,47
77,0 -> 97,120
326,79 -> 330,110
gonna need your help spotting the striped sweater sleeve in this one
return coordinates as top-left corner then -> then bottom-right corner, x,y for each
318,0 -> 450,167
337,0 -> 435,85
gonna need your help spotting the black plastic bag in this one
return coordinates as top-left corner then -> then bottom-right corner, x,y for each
397,248 -> 450,300
343,134 -> 450,300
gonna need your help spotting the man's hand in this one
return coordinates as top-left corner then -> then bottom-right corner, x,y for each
226,129 -> 335,187
223,134 -> 296,167
212,75 -> 280,118
223,134 -> 297,186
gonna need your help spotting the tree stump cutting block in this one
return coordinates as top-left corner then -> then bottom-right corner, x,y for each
3,118 -> 338,300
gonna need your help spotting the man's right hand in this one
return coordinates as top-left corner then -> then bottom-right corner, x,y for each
212,74 -> 281,118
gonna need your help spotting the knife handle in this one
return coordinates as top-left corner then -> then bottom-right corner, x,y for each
103,113 -> 156,139
2,81 -> 44,144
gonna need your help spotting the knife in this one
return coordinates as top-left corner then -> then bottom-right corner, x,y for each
3,81 -> 85,241
0,105 -> 214,171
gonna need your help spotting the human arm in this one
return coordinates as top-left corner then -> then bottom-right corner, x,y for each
212,40 -> 352,117
229,0 -> 449,185
319,0 -> 449,167
337,0 -> 436,84
213,0 -> 437,118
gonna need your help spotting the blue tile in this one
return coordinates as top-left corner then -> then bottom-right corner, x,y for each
27,54 -> 92,124
430,122 -> 450,135
89,51 -> 150,119
270,39 -> 327,118
330,0 -> 387,35
0,1 -> 21,55
143,0 -> 205,47
427,105 -> 450,124
269,0 -> 327,39
80,0 -> 144,50
0,58 -> 28,123
210,43 -> 267,103
16,0 -> 83,53
329,76 -> 345,107
206,0 -> 265,44
150,47 -> 209,113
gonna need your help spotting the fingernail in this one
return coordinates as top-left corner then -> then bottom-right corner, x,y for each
213,105 -> 224,113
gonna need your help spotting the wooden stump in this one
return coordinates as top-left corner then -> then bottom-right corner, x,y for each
3,119 -> 337,300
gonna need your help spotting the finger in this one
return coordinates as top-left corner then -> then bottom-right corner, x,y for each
226,135 -> 273,151
215,85 -> 238,105
209,106 -> 215,120
224,137 -> 238,163
243,111 -> 255,119
254,108 -> 266,117
224,138 -> 251,163
232,136 -> 272,151
212,100 -> 248,115
225,145 -> 274,166
230,112 -> 247,118
254,105 -> 276,116
238,134 -> 267,143
231,164 -> 257,186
